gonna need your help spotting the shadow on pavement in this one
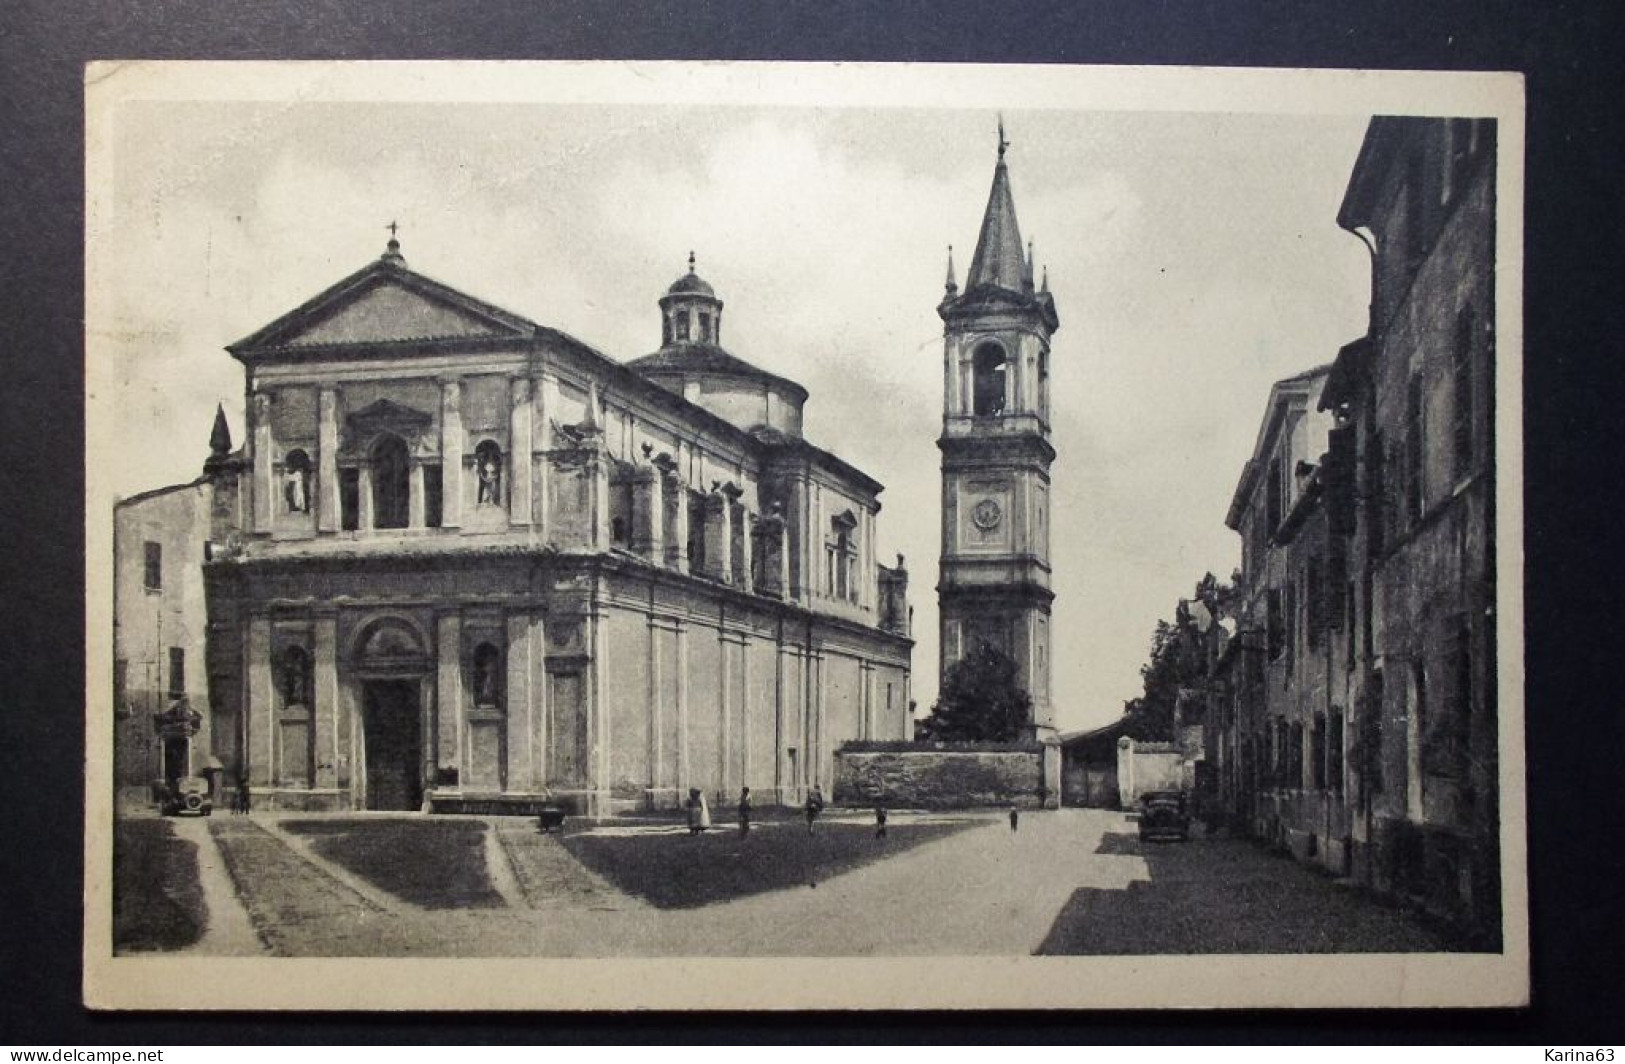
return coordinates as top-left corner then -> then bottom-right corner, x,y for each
561,817 -> 979,909
1038,827 -> 1456,955
281,818 -> 505,909
114,817 -> 205,953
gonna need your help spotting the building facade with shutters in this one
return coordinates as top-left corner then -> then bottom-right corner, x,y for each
1213,115 -> 1499,945
1214,365 -> 1361,874
120,235 -> 913,815
113,477 -> 218,793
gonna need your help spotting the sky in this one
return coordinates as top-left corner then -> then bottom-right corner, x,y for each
96,82 -> 1373,734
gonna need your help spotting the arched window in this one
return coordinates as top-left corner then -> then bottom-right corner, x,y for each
279,646 -> 312,708
370,434 -> 410,529
698,311 -> 712,343
472,642 -> 503,709
283,449 -> 312,514
972,342 -> 1007,416
475,440 -> 504,508
676,310 -> 691,342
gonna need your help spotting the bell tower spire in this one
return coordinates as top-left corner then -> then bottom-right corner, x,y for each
933,120 -> 1062,768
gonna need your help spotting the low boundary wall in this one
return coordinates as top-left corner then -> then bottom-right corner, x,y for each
833,741 -> 1055,809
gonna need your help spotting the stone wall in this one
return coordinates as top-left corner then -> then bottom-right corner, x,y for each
833,742 -> 1046,809
1116,737 -> 1185,809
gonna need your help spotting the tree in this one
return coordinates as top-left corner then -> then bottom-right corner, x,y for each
918,643 -> 1032,742
1121,572 -> 1237,741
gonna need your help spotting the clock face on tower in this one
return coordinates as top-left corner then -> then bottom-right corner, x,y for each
971,497 -> 1003,531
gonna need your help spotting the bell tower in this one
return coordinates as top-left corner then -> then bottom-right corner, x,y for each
937,121 -> 1060,741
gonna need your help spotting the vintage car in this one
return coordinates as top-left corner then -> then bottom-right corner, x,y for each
1136,789 -> 1190,842
161,776 -> 214,817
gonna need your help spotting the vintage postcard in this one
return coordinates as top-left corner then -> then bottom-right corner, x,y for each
84,60 -> 1527,1010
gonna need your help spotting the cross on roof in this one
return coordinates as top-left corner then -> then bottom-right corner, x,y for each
387,220 -> 399,238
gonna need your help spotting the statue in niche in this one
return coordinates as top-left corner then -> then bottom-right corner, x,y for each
283,462 -> 309,513
281,647 -> 310,707
473,646 -> 500,706
476,442 -> 503,506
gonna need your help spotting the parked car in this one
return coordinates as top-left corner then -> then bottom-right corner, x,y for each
1137,789 -> 1190,842
161,776 -> 214,817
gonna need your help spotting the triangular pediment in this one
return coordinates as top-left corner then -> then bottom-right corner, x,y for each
347,398 -> 434,430
230,261 -> 536,356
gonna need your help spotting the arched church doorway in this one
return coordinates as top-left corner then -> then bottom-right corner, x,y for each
353,617 -> 428,811
371,433 -> 410,529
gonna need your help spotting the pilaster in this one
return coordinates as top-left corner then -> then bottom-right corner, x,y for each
313,613 -> 339,788
436,612 -> 462,785
317,388 -> 339,532
357,466 -> 374,531
440,379 -> 463,528
251,392 -> 273,533
246,615 -> 273,786
408,463 -> 426,528
506,611 -> 540,790
508,377 -> 534,528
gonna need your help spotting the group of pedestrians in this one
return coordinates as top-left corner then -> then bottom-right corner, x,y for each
682,787 -> 1026,837
231,777 -> 252,814
683,783 -> 830,836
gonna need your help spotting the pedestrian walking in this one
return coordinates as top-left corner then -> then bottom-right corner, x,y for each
689,786 -> 708,838
804,784 -> 825,834
738,786 -> 753,835
237,777 -> 252,816
698,789 -> 712,831
1009,805 -> 1020,833
874,804 -> 888,838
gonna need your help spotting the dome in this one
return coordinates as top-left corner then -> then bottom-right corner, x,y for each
664,251 -> 717,299
666,270 -> 715,299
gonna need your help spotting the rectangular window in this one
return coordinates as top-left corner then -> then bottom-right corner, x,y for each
1284,583 -> 1299,667
1368,430 -> 1387,557
340,468 -> 360,531
1453,307 -> 1476,481
1305,554 -> 1324,650
1266,588 -> 1285,661
1265,457 -> 1283,533
424,464 -> 444,528
1425,616 -> 1474,780
167,647 -> 185,699
1312,715 -> 1327,790
1346,579 -> 1358,668
1329,710 -> 1346,793
1405,375 -> 1424,524
143,541 -> 162,590
113,658 -> 128,711
1364,668 -> 1385,795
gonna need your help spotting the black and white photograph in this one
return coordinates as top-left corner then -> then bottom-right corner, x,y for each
83,61 -> 1526,1010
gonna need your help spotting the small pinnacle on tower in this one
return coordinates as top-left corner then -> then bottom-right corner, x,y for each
688,250 -> 696,273
209,402 -> 232,456
944,245 -> 958,294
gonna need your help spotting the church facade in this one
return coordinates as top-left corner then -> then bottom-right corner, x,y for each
170,237 -> 911,814
936,129 -> 1060,748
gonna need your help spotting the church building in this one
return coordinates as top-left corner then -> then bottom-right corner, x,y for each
136,233 -> 912,814
936,125 -> 1060,751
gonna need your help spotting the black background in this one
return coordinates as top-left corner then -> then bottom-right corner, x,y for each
2,0 -> 1622,1045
